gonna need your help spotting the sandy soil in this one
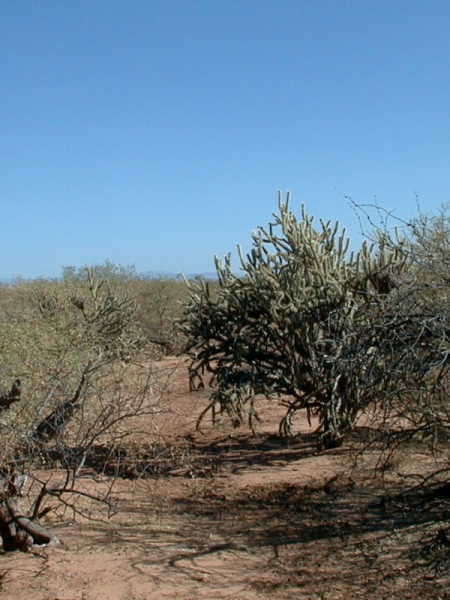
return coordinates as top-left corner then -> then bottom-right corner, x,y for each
0,357 -> 449,599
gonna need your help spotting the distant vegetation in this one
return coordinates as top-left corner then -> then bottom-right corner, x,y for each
1,260 -> 201,358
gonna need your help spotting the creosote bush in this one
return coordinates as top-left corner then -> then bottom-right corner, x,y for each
181,193 -> 448,449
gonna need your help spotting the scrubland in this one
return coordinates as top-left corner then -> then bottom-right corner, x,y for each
0,199 -> 448,599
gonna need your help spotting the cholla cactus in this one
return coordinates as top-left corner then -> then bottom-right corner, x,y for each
181,192 -> 410,446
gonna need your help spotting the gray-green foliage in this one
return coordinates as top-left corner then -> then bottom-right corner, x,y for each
61,259 -> 138,283
62,260 -> 191,356
0,268 -> 162,551
0,268 -> 145,462
385,204 -> 450,449
408,202 -> 450,283
133,277 -> 190,354
181,192 -> 414,446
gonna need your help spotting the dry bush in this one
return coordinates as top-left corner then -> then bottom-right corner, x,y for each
340,202 -> 450,576
132,276 -> 192,356
62,261 -> 192,357
352,202 -> 449,466
0,268 -> 169,551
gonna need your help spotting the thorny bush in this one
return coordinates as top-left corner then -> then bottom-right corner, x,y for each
0,269 -> 166,551
181,193 -> 448,451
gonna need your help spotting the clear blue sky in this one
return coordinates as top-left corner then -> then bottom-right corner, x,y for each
2,0 -> 449,278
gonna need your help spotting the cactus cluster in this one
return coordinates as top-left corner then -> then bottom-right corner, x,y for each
181,192 -> 411,446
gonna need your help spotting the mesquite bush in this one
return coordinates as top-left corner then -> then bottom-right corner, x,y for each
356,203 -> 450,467
0,269 -> 161,551
180,192 -> 429,446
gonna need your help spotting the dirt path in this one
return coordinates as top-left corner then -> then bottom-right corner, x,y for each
0,358 -> 448,599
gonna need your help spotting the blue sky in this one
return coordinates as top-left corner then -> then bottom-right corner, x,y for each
1,0 -> 449,278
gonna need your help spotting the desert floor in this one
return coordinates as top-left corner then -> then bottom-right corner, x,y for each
0,357 -> 448,600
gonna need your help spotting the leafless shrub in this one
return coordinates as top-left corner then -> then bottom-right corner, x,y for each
0,268 -> 168,551
345,202 -> 450,552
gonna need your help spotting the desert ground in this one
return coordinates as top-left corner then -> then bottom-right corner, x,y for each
0,357 -> 449,600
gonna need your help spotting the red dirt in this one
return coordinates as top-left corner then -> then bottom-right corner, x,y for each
0,357 -> 449,599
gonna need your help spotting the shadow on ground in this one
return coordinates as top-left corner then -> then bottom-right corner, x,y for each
43,425 -> 450,600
